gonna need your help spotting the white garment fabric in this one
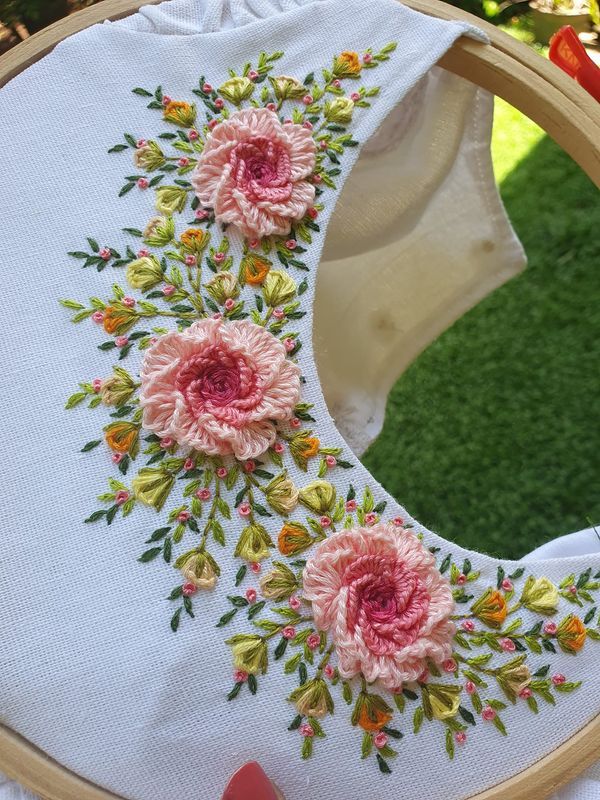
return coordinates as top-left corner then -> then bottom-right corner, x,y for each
1,2 -> 599,800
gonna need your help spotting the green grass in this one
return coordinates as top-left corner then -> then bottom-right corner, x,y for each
363,99 -> 600,560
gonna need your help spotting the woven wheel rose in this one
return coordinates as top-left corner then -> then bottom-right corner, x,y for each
191,108 -> 317,239
139,318 -> 301,460
303,525 -> 455,689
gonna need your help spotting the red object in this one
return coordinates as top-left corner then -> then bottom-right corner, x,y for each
222,762 -> 279,800
549,26 -> 600,103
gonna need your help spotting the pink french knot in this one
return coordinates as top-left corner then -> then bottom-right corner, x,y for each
191,107 -> 317,240
302,524 -> 455,689
138,318 -> 301,461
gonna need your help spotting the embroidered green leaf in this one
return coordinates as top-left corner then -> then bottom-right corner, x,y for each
445,727 -> 455,759
361,732 -> 373,759
163,537 -> 172,562
393,693 -> 405,712
554,681 -> 582,692
462,670 -> 487,688
216,609 -> 237,627
227,682 -> 243,701
139,547 -> 162,563
235,564 -> 247,587
466,653 -> 493,667
496,565 -> 505,588
527,695 -> 539,713
298,662 -> 308,685
532,664 -> 550,678
458,706 -> 476,726
252,502 -> 272,517
60,298 -> 86,309
342,681 -> 353,705
453,632 -> 471,649
228,595 -> 249,608
170,607 -> 182,632
376,754 -> 391,774
439,553 -> 452,573
308,717 -> 325,738
132,87 -> 153,97
504,618 -> 523,634
81,440 -> 101,452
84,509 -> 106,523
284,653 -> 302,674
65,392 -> 86,409
248,600 -> 266,620
254,620 -> 282,634
234,487 -> 247,507
212,520 -> 225,546
492,715 -> 508,736
525,636 -> 543,654
413,706 -> 424,734
105,504 -> 119,525
288,714 -> 302,730
301,736 -> 313,760
248,674 -> 258,694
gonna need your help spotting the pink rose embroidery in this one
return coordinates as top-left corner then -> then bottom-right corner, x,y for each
139,318 -> 301,460
303,525 -> 455,689
191,108 -> 316,240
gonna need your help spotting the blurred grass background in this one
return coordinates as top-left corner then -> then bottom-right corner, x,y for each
364,99 -> 600,560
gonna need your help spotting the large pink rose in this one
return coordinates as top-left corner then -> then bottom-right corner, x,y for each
139,318 -> 301,460
303,525 -> 455,689
191,108 -> 316,239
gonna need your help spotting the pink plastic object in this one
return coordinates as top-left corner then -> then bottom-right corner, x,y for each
222,762 -> 279,800
549,25 -> 600,103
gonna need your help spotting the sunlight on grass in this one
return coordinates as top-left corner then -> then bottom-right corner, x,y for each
491,98 -> 545,183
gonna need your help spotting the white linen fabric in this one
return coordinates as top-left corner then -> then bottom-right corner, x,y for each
1,2 -> 599,800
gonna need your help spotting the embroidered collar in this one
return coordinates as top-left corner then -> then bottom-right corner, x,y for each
59,40 -> 600,779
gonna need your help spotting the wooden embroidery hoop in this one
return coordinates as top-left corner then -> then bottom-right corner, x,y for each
0,1 -> 599,799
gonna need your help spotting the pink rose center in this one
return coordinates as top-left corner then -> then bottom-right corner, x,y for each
175,345 -> 262,426
231,137 -> 292,203
344,555 -> 431,656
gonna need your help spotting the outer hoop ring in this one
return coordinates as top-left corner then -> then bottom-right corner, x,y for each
0,2 -> 598,798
